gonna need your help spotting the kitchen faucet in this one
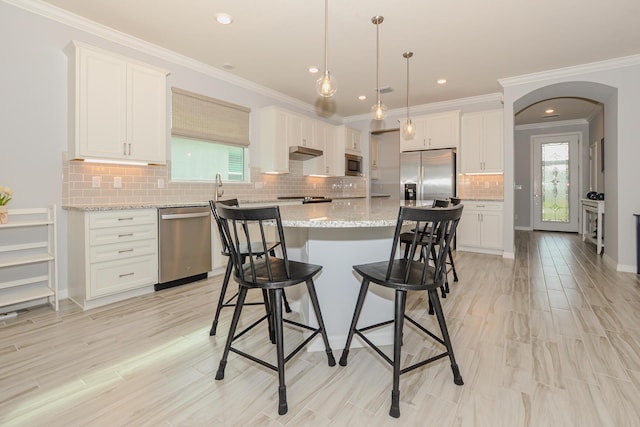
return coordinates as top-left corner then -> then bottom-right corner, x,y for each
214,172 -> 224,202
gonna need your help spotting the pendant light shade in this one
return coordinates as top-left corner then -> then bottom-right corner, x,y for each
316,0 -> 336,97
371,16 -> 386,120
402,51 -> 416,140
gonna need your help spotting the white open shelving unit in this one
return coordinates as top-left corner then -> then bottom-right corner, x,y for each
0,206 -> 59,312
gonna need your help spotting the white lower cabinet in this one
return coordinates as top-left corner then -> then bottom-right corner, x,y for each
68,208 -> 158,309
457,201 -> 503,254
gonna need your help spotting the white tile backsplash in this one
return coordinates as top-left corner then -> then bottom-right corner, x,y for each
63,158 -> 365,206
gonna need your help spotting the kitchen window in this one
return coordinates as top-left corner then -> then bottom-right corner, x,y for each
171,136 -> 246,182
170,87 -> 251,182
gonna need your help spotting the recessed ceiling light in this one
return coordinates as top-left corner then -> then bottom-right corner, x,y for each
215,13 -> 233,25
308,66 -> 319,74
545,108 -> 555,114
437,79 -> 447,85
358,95 -> 367,100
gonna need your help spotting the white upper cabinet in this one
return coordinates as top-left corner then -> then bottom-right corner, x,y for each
287,114 -> 317,149
461,109 -> 503,173
68,42 -> 168,164
338,125 -> 362,154
304,122 -> 342,176
259,106 -> 290,174
400,110 -> 460,152
370,137 -> 379,180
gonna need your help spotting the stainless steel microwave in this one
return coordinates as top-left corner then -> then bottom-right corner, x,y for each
345,153 -> 363,176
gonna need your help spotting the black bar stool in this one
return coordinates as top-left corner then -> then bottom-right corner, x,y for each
208,199 -> 291,337
214,203 -> 335,415
446,197 -> 461,284
400,199 -> 450,298
339,204 -> 464,418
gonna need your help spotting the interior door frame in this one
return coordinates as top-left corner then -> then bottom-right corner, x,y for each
530,131 -> 583,232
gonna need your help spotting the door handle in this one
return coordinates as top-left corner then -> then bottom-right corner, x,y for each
161,212 -> 210,220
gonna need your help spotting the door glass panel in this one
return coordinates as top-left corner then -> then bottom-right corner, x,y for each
541,142 -> 569,223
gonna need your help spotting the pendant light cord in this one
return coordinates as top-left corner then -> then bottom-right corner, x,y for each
376,19 -> 380,105
405,52 -> 411,119
324,0 -> 329,72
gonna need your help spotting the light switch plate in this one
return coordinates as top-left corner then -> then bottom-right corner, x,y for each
157,178 -> 165,189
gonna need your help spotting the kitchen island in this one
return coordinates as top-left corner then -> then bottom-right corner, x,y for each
276,198 -> 432,350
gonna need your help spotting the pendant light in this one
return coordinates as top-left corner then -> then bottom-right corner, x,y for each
371,16 -> 386,120
402,51 -> 416,139
316,0 -> 337,97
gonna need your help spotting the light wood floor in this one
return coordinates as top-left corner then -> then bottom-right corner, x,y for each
2,231 -> 640,426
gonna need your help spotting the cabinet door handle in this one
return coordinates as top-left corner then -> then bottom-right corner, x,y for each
118,233 -> 134,238
119,272 -> 135,278
118,249 -> 134,253
128,143 -> 132,156
118,217 -> 134,221
123,142 -> 127,155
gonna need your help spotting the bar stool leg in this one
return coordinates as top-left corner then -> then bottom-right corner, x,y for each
263,289 -> 275,344
339,279 -> 370,366
448,248 -> 459,282
282,291 -> 292,313
272,288 -> 288,415
210,258 -> 234,336
305,279 -> 336,366
215,286 -> 248,380
429,289 -> 463,385
390,289 -> 406,418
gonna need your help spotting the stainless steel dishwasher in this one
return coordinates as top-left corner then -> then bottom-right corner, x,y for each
156,206 -> 212,290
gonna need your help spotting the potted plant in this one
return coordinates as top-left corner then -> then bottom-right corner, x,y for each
0,185 -> 13,224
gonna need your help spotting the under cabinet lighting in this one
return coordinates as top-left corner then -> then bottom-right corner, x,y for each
81,158 -> 149,166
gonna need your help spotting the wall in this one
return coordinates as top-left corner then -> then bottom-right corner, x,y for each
588,110 -> 605,192
513,121 -> 589,229
0,1 -> 354,299
501,62 -> 640,272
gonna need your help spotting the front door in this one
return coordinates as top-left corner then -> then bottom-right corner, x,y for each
532,133 -> 580,232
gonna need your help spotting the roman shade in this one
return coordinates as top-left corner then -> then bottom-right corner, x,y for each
171,87 -> 251,147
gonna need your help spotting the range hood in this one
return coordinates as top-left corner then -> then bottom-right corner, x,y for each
289,146 -> 323,160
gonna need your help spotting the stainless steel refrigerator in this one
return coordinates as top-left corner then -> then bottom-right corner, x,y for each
400,149 -> 456,201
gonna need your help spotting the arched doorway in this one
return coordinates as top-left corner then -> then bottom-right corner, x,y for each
513,97 -> 603,233
501,80 -> 619,263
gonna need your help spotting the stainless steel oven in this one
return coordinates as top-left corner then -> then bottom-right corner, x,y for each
156,206 -> 212,290
345,153 -> 363,176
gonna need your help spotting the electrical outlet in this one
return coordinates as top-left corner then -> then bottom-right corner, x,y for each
157,178 -> 165,189
92,176 -> 101,188
113,177 -> 122,188
254,181 -> 263,189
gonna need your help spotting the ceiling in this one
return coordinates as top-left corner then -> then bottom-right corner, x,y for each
41,0 -> 639,121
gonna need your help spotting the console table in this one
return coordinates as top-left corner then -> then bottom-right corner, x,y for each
581,199 -> 604,254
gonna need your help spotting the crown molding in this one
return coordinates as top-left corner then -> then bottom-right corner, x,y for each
4,0 -> 321,116
515,119 -> 588,131
499,54 -> 640,88
344,92 -> 504,123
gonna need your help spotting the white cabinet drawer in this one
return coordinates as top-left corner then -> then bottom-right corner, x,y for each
89,224 -> 156,246
90,238 -> 157,263
89,209 -> 156,229
462,201 -> 503,211
89,255 -> 158,298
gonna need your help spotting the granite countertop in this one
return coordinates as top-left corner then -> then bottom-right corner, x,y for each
63,198 -> 434,228
277,198 -> 433,228
62,196 -> 370,211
